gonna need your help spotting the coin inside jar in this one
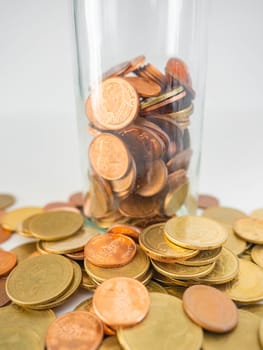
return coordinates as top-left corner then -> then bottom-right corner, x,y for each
84,233 -> 137,268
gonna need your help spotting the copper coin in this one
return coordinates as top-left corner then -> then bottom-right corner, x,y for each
144,63 -> 167,86
119,194 -> 159,218
107,224 -> 141,241
93,277 -> 150,328
88,303 -> 116,336
111,159 -> 136,194
86,77 -> 139,130
87,124 -> 101,136
125,55 -> 146,74
167,169 -> 188,189
183,285 -> 238,333
166,148 -> 193,173
65,250 -> 85,261
136,159 -> 168,197
102,60 -> 131,80
0,250 -> 17,277
46,311 -> 103,350
43,202 -> 75,211
0,279 -> 11,307
84,233 -> 137,268
0,226 -> 12,244
198,194 -> 220,209
68,192 -> 84,208
89,133 -> 130,181
0,210 -> 5,218
125,77 -> 161,97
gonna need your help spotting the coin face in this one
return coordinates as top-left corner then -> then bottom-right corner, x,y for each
0,207 -> 43,231
86,77 -> 139,130
84,233 -> 137,268
183,285 -> 238,333
251,245 -> 263,268
223,224 -> 247,255
89,133 -> 130,181
125,77 -> 161,97
233,217 -> 263,244
119,194 -> 159,218
0,327 -> 42,350
164,216 -> 228,250
93,277 -> 150,328
0,250 -> 17,277
46,311 -> 103,350
163,181 -> 189,216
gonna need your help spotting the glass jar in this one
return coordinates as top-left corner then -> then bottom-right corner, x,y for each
70,0 -> 209,228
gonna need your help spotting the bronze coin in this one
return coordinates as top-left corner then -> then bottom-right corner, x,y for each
143,63 -> 167,86
136,159 -> 168,197
125,55 -> 146,74
84,233 -> 137,268
93,277 -> 150,328
43,202 -> 75,211
68,192 -> 84,208
125,77 -> 161,97
46,311 -> 103,350
0,250 -> 16,277
0,226 -> 12,244
142,91 -> 186,113
111,159 -> 136,194
86,77 -> 139,130
65,250 -> 85,261
183,285 -> 238,333
102,60 -> 131,80
119,195 -> 159,218
89,133 -> 131,181
0,279 -> 11,307
198,194 -> 220,209
167,169 -> 188,189
107,224 -> 141,241
166,148 -> 193,173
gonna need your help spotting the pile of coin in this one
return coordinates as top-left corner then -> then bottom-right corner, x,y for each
84,55 -> 194,227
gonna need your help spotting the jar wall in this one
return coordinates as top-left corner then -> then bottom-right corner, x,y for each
71,0 -> 209,227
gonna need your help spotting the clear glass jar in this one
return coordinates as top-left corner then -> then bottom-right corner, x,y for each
70,0 -> 209,228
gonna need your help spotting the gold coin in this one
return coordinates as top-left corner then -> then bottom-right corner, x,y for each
117,293 -> 203,350
0,327 -> 41,350
233,217 -> 263,244
99,336 -> 122,350
0,304 -> 55,347
74,297 -> 93,312
202,206 -> 247,225
165,285 -> 186,299
41,226 -> 98,254
164,216 -> 228,250
195,247 -> 239,285
0,207 -> 43,231
6,254 -> 74,306
152,270 -> 181,286
151,259 -> 215,280
80,269 -> 98,290
138,268 -> 153,285
163,182 -> 189,216
31,260 -> 82,310
241,304 -> 263,318
222,224 -> 247,255
139,223 -> 199,263
0,194 -> 15,209
84,245 -> 150,283
11,242 -> 38,263
202,309 -> 261,350
251,208 -> 263,219
28,211 -> 84,241
140,86 -> 184,110
166,104 -> 194,120
146,280 -> 168,294
176,247 -> 222,267
36,240 -> 49,255
251,245 -> 263,268
218,259 -> 263,304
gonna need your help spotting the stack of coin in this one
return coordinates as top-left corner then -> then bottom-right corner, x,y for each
85,55 -> 195,227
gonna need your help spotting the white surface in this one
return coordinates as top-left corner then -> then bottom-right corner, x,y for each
1,0 -> 263,315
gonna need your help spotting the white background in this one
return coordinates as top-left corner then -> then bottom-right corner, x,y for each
0,0 -> 263,213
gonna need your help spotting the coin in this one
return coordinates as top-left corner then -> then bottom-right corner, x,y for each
111,160 -> 136,194
136,159 -> 168,197
0,327 -> 41,350
176,247 -> 222,267
102,60 -> 131,80
6,254 -> 74,306
93,277 -> 150,328
88,175 -> 114,218
202,309 -> 261,350
46,311 -> 104,350
99,336 -> 122,350
198,194 -> 220,209
80,269 -> 98,290
89,133 -> 131,181
117,293 -> 203,350
218,259 -> 263,303
0,278 -> 11,306
166,148 -> 193,173
141,87 -> 186,112
41,226 -> 98,254
43,201 -> 76,211
17,213 -> 42,237
183,285 -> 238,333
107,224 -> 141,241
195,247 -> 239,285
164,216 -> 228,250
125,77 -> 161,97
163,181 -> 189,216
0,304 -> 55,347
233,217 -> 263,244
28,211 -> 84,241
86,77 -> 139,130
251,245 -> 263,268
251,208 -> 263,219
151,259 -> 215,280
0,249 -> 17,277
0,207 -> 43,231
0,194 -> 15,209
139,223 -> 199,262
222,224 -> 247,255
84,245 -> 150,283
11,242 -> 38,262
68,191 -> 84,208
119,194 -> 159,218
0,226 -> 11,243
202,206 -> 247,225
125,55 -> 146,74
165,57 -> 194,95
85,233 -> 137,268
65,250 -> 85,261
